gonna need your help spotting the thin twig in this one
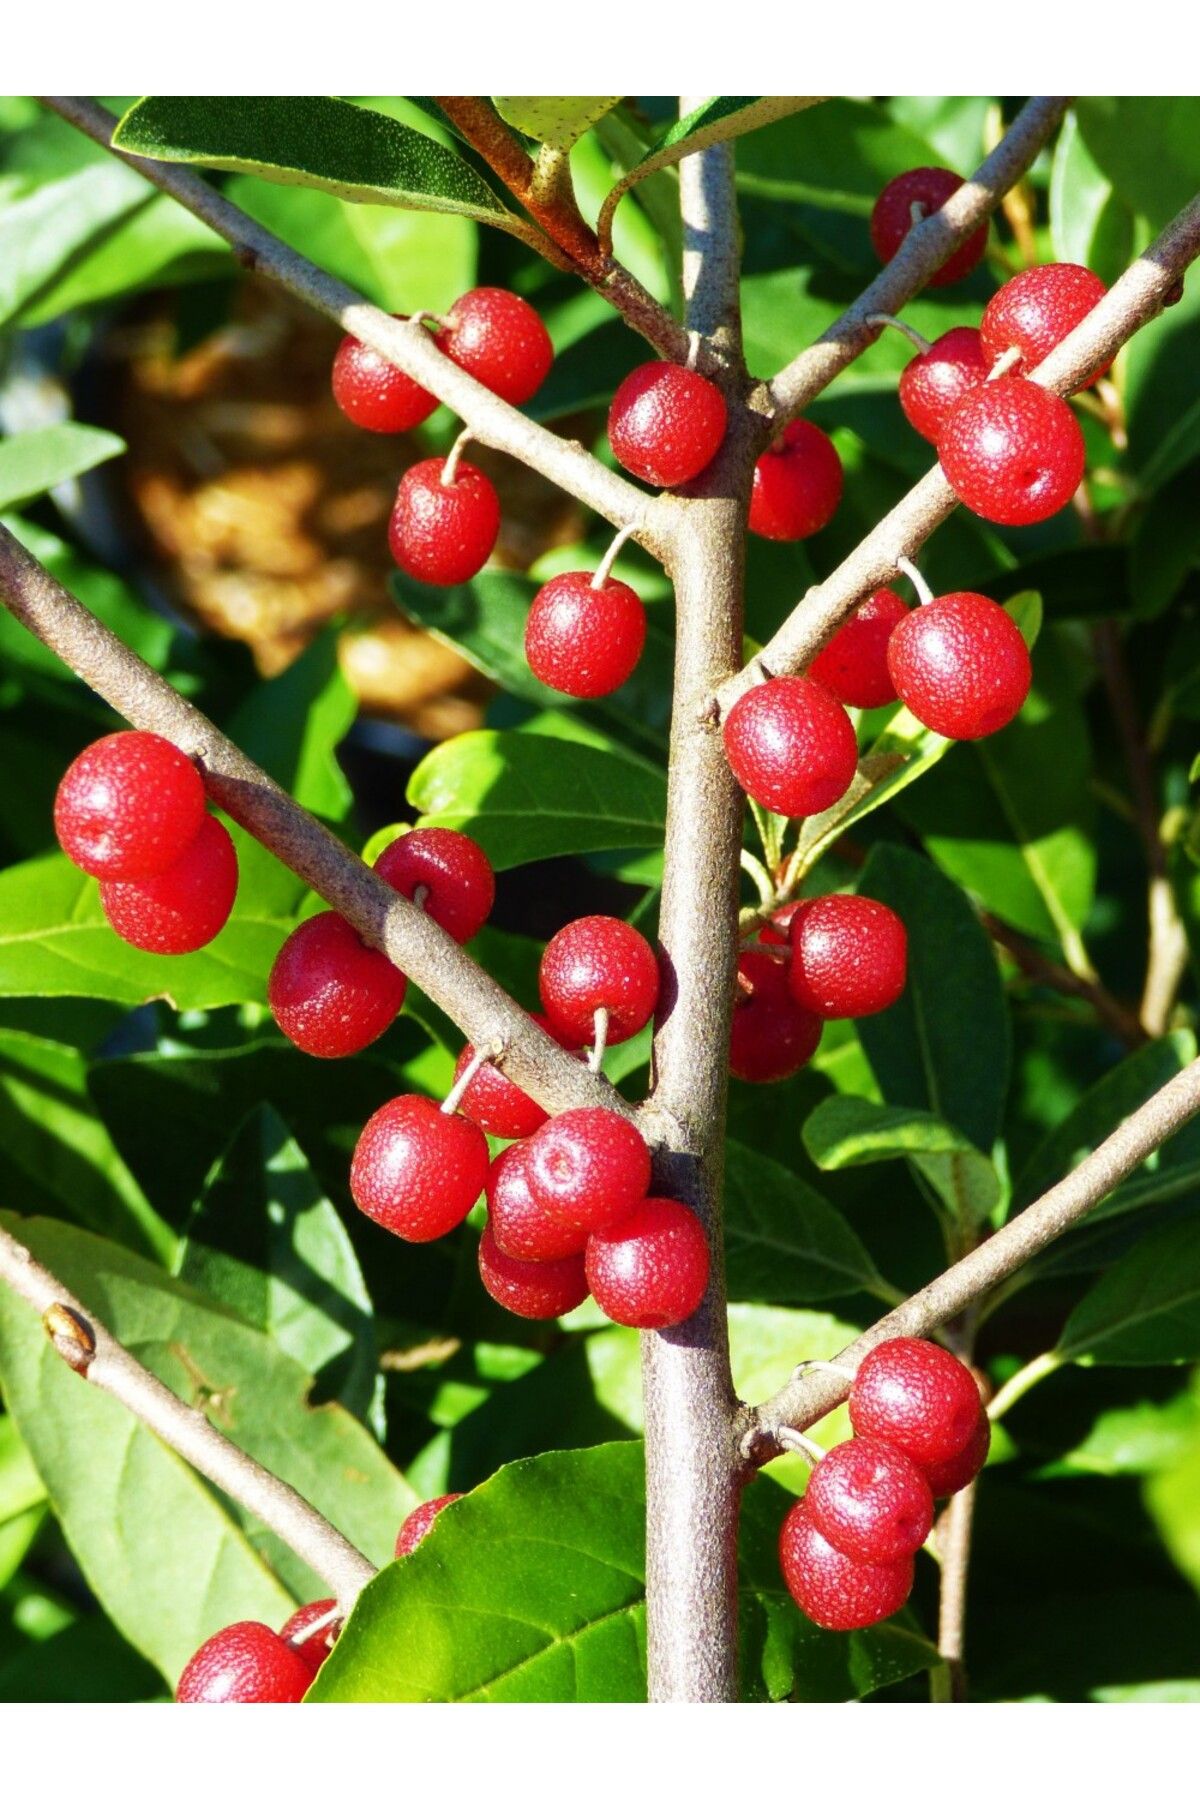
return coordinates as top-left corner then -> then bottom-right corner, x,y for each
981,910 -> 1146,1048
933,1482 -> 977,1702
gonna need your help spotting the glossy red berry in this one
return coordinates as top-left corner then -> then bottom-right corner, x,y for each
585,1196 -> 710,1330
100,814 -> 238,955
981,262 -> 1109,387
748,420 -> 843,541
388,457 -> 500,585
395,1493 -> 463,1556
779,1502 -> 914,1631
923,1411 -> 991,1498
486,1142 -> 590,1261
438,287 -> 553,406
870,167 -> 988,288
280,1601 -> 338,1676
887,591 -> 1031,740
331,321 -> 437,433
526,1107 -> 650,1232
478,1222 -> 588,1319
730,949 -> 822,1083
375,826 -> 494,944
787,894 -> 908,1019
538,915 -> 659,1046
55,731 -> 205,881
898,327 -> 989,444
804,1439 -> 933,1565
350,1093 -> 488,1241
268,912 -> 407,1058
723,676 -> 858,818
176,1621 -> 313,1703
808,589 -> 908,710
454,1021 -> 558,1140
938,378 -> 1086,526
850,1337 -> 983,1472
608,362 -> 727,487
525,571 -> 647,699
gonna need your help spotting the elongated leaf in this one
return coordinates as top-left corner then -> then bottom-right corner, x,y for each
1146,1415 -> 1200,1594
0,513 -> 178,679
0,425 -> 124,512
0,162 -> 150,327
227,631 -> 354,822
803,1094 -> 1001,1227
1059,1218 -> 1200,1364
1076,98 -> 1200,229
1049,111 -> 1133,285
723,1139 -> 888,1304
492,97 -> 621,150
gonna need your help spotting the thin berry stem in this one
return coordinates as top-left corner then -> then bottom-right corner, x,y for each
867,312 -> 932,354
591,522 -> 639,590
441,1041 -> 495,1115
897,554 -> 936,607
441,427 -> 474,486
587,1007 -> 610,1074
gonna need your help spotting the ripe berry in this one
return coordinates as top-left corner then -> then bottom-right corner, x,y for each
808,589 -> 908,710
730,949 -> 822,1083
870,167 -> 988,288
268,912 -> 407,1058
478,1222 -> 588,1319
438,287 -> 553,406
849,1337 -> 983,1472
538,915 -> 659,1046
331,321 -> 437,433
981,262 -> 1109,387
723,676 -> 858,818
748,420 -> 843,541
787,894 -> 907,1019
280,1601 -> 338,1675
487,1142 -> 589,1261
55,731 -> 205,881
779,1502 -> 914,1631
923,1411 -> 991,1498
453,1021 -> 558,1140
898,327 -> 989,444
608,362 -> 727,487
388,457 -> 500,585
938,378 -> 1086,526
586,1196 -> 710,1330
176,1621 -> 313,1703
395,1493 -> 463,1556
100,814 -> 238,954
375,826 -> 494,944
524,571 -> 647,699
804,1439 -> 933,1565
887,591 -> 1031,740
526,1107 -> 650,1232
350,1093 -> 488,1241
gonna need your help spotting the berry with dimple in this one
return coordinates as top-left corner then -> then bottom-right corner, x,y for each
808,589 -> 908,710
350,1093 -> 488,1241
804,1439 -> 933,1565
526,1107 -> 650,1232
388,457 -> 500,585
539,914 -> 659,1046
723,676 -> 858,818
375,826 -> 494,943
981,262 -> 1109,387
395,1493 -> 464,1556
100,815 -> 238,954
730,948 -> 822,1083
938,378 -> 1086,526
453,1019 -> 560,1140
887,591 -> 1031,740
779,1502 -> 914,1631
176,1621 -> 313,1703
898,327 -> 989,443
268,912 -> 407,1058
787,894 -> 907,1019
487,1142 -> 589,1261
870,167 -> 988,288
923,1411 -> 991,1498
850,1337 -> 983,1472
478,1222 -> 589,1319
438,287 -> 553,406
331,320 -> 437,432
280,1601 -> 339,1676
608,362 -> 727,487
525,571 -> 646,699
55,731 -> 206,881
586,1195 -> 710,1329
749,420 -> 843,541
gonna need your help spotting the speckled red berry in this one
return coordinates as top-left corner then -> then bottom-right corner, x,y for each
55,731 -> 206,881
938,378 -> 1085,526
538,915 -> 659,1046
805,1438 -> 933,1565
850,1337 -> 983,1472
526,1107 -> 650,1232
808,589 -> 908,710
898,327 -> 989,443
438,287 -> 553,406
749,420 -> 843,541
388,457 -> 500,585
350,1093 -> 488,1241
730,948 -> 822,1083
723,676 -> 858,819
454,1020 -> 559,1140
176,1621 -> 313,1703
779,1502 -> 914,1630
395,1493 -> 463,1556
870,167 -> 988,288
478,1222 -> 589,1319
268,912 -> 407,1058
280,1601 -> 339,1675
375,826 -> 494,944
608,362 -> 727,487
887,591 -> 1031,740
586,1195 -> 710,1329
923,1411 -> 991,1498
981,262 -> 1109,387
100,814 -> 238,955
525,571 -> 646,698
331,320 -> 437,432
787,894 -> 907,1019
487,1142 -> 590,1261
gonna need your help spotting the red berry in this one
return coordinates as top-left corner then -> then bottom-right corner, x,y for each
280,1601 -> 338,1675
395,1493 -> 463,1556
525,1107 -> 650,1232
478,1222 -> 588,1319
585,1196 -> 710,1330
487,1142 -> 589,1261
804,1439 -> 933,1565
898,327 -> 989,444
525,571 -> 646,699
268,912 -> 407,1058
55,731 -> 205,881
388,457 -> 500,585
787,894 -> 907,1019
808,589 -> 908,710
887,591 -> 1031,740
176,1621 -> 312,1703
538,914 -> 659,1046
100,814 -> 238,954
981,262 -> 1109,387
748,420 -> 843,542
608,362 -> 727,487
331,321 -> 437,433
849,1338 -> 983,1472
779,1502 -> 914,1631
730,949 -> 822,1083
938,378 -> 1086,526
350,1093 -> 488,1241
870,167 -> 988,288
438,287 -> 553,406
923,1411 -> 991,1499
723,676 -> 858,818
375,826 -> 494,944
454,1022 -> 557,1140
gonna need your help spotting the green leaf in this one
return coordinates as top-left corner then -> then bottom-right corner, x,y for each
18,192 -> 225,326
1059,1218 -> 1200,1365
0,425 -> 125,512
735,96 -> 951,217
1076,98 -> 1200,229
723,1139 -> 889,1305
0,513 -> 178,678
1048,110 -> 1133,285
803,1094 -> 1001,1227
1130,462 -> 1200,619
1146,1416 -> 1200,1595
0,162 -> 150,327
227,631 -> 354,821
492,98 -> 622,150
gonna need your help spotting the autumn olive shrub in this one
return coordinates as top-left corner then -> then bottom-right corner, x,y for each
0,94 -> 1198,1705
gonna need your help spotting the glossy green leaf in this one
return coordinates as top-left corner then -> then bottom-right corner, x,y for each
736,96 -> 949,215
0,513 -> 178,679
18,192 -> 225,325
0,425 -> 124,512
1146,1417 -> 1200,1594
1076,98 -> 1200,228
0,162 -> 150,327
227,631 -> 355,822
1059,1218 -> 1200,1364
492,98 -> 621,150
723,1139 -> 889,1305
803,1094 -> 1001,1227
1049,110 -> 1133,285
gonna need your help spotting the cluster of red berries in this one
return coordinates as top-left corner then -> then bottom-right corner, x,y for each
780,1337 -> 990,1630
53,731 -> 238,954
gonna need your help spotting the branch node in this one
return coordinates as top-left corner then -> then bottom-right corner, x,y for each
43,1302 -> 96,1377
